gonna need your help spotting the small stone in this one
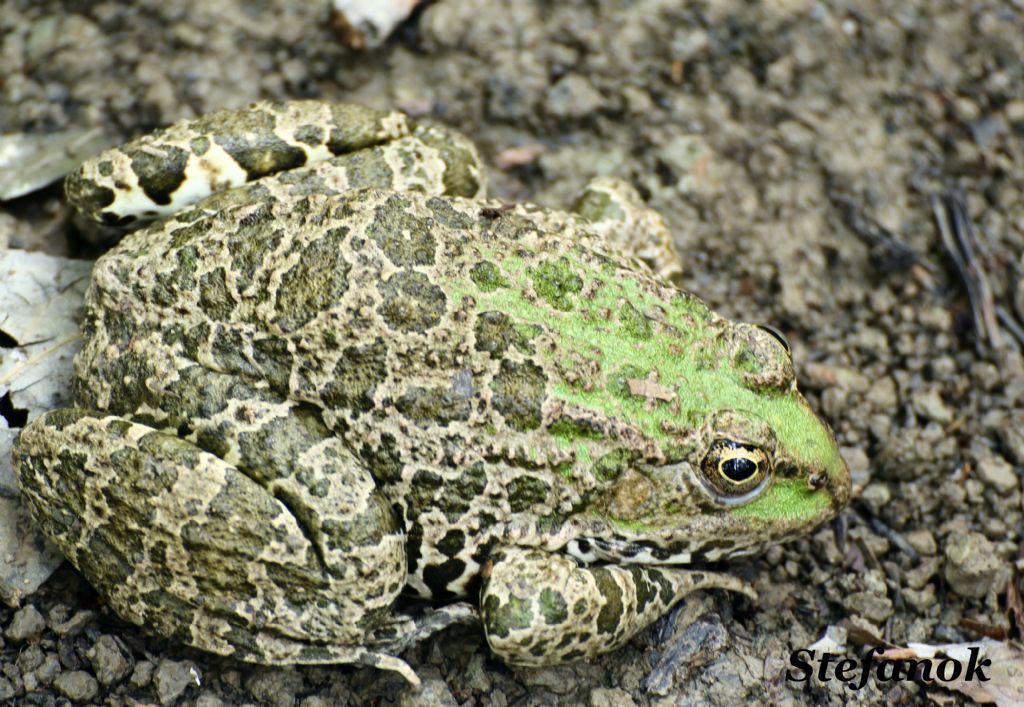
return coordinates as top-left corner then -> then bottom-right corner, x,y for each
997,417 -> 1024,465
5,605 -> 46,642
400,678 -> 458,707
195,693 -> 226,707
244,666 -> 303,707
865,376 -> 898,409
17,644 -> 44,672
87,634 -> 132,686
34,652 -> 61,687
53,670 -> 99,703
905,529 -> 937,556
911,387 -> 952,423
944,531 -> 1000,598
130,660 -> 155,688
590,687 -> 638,707
858,483 -> 891,514
545,73 -> 604,120
1006,99 -> 1024,123
0,677 -> 14,701
52,610 -> 94,636
975,454 -> 1019,492
154,659 -> 200,705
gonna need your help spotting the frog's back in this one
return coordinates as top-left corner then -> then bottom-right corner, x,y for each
78,187 -> 731,599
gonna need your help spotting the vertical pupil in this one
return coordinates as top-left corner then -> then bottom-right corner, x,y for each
721,457 -> 757,482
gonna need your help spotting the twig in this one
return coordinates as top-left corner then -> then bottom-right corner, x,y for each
932,191 -> 1003,351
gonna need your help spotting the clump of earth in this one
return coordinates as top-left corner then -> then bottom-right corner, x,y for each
2,0 -> 1022,704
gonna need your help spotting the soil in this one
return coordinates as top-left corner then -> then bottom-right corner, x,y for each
2,1 -> 1023,705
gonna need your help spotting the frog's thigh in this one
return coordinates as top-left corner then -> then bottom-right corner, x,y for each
480,547 -> 753,666
14,408 -> 419,679
571,176 -> 681,281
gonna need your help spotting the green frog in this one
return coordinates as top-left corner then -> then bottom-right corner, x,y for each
13,101 -> 850,685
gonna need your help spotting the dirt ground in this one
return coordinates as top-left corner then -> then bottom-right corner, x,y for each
2,0 -> 1023,704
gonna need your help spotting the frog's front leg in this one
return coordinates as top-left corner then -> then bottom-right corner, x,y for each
572,176 -> 682,281
480,547 -> 754,666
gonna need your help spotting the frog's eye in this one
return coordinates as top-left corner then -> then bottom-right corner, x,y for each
700,438 -> 771,502
756,324 -> 791,356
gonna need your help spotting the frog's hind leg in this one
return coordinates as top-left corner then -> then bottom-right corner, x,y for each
479,546 -> 754,667
15,357 -> 416,677
571,176 -> 682,281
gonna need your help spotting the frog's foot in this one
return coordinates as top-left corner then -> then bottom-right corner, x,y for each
480,546 -> 754,667
571,176 -> 682,281
233,637 -> 422,686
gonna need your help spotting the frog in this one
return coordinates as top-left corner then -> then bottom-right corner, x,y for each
13,100 -> 851,686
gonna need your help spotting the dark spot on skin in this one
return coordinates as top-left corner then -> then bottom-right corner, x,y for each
126,145 -> 190,206
368,194 -> 437,266
436,529 -> 466,558
97,160 -> 114,177
251,336 -> 294,392
405,525 -> 423,576
275,227 -> 352,332
506,475 -> 550,513
491,359 -> 547,431
321,339 -> 388,414
576,539 -> 592,554
190,136 -> 210,156
481,594 -> 533,639
360,433 -> 404,485
294,124 -> 325,146
630,567 -> 658,614
378,270 -> 447,333
474,311 -> 540,358
395,383 -> 473,428
199,267 -> 234,320
195,108 -> 308,180
531,257 -> 583,311
469,262 -> 508,293
100,211 -> 136,227
573,598 -> 588,616
422,559 -> 466,600
539,587 -> 568,625
65,172 -> 115,219
594,568 -> 624,635
426,197 -> 476,229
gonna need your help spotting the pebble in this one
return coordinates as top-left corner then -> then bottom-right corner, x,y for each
944,531 -> 1000,598
974,453 -> 1019,492
0,677 -> 14,701
154,659 -> 200,705
53,670 -> 99,702
4,605 -> 45,642
130,659 -> 155,688
400,678 -> 458,707
590,687 -> 638,707
545,73 -> 603,119
87,634 -> 132,686
911,387 -> 953,423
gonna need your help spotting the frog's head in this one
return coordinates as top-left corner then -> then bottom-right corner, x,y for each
581,322 -> 851,564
